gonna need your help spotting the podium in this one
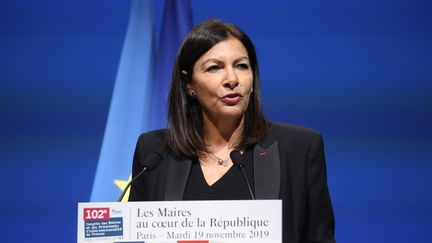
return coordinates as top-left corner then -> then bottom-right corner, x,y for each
77,200 -> 282,243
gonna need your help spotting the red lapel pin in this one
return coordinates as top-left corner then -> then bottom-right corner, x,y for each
259,151 -> 268,157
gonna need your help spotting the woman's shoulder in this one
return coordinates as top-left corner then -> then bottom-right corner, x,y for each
136,129 -> 168,153
137,129 -> 167,141
270,121 -> 321,136
267,121 -> 322,145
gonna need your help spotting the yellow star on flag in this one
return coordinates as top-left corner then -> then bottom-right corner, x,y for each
114,175 -> 131,202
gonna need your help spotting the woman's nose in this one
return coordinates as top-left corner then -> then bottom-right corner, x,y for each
223,68 -> 239,89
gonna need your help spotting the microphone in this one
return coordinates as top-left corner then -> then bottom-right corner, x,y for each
230,150 -> 255,200
117,151 -> 163,202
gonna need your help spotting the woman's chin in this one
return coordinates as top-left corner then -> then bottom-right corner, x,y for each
217,107 -> 246,119
202,105 -> 247,121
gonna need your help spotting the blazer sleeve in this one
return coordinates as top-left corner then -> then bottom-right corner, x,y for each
128,134 -> 147,201
128,130 -> 167,202
305,134 -> 336,243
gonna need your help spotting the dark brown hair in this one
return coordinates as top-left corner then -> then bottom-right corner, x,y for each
167,19 -> 268,158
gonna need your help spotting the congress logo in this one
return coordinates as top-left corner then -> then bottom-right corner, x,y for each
83,208 -> 123,238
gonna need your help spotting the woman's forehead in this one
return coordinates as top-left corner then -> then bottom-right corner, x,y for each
195,37 -> 249,65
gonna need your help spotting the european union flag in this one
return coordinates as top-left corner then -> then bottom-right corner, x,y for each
90,0 -> 192,202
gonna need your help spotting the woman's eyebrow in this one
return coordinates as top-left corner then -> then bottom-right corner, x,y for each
233,56 -> 250,63
200,58 -> 223,67
201,56 -> 249,67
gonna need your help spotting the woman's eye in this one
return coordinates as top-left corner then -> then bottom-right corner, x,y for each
206,65 -> 221,72
236,63 -> 250,70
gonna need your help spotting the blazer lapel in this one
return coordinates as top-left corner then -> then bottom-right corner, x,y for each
164,154 -> 192,200
163,124 -> 281,200
253,128 -> 281,199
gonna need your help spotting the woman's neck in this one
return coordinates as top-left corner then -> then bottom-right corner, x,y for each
202,113 -> 244,152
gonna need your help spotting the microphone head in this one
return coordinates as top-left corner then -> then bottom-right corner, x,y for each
230,150 -> 244,168
143,152 -> 163,171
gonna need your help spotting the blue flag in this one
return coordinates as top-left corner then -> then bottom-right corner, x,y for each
90,0 -> 155,202
148,0 -> 193,130
90,0 -> 192,202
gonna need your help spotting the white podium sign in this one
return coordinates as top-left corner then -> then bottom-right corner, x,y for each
77,200 -> 281,243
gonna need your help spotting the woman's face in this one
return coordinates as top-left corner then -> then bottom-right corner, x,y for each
187,37 -> 253,121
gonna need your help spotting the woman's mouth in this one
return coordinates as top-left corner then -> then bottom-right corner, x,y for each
222,93 -> 241,105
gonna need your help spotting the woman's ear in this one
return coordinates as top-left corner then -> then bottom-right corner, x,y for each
186,83 -> 195,96
183,70 -> 196,96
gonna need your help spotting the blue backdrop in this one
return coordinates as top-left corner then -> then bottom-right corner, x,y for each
1,0 -> 431,242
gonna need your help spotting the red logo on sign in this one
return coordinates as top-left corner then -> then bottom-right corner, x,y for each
178,241 -> 209,243
83,208 -> 110,221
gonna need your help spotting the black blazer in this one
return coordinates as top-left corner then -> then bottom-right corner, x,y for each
129,122 -> 335,243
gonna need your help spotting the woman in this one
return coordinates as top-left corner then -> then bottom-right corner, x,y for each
129,20 -> 335,243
